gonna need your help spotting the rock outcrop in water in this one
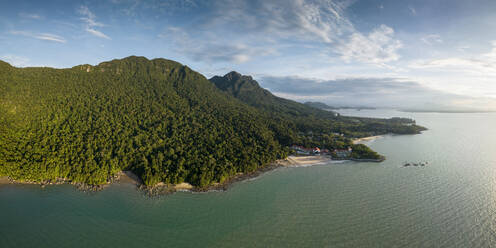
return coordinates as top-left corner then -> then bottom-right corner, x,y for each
403,161 -> 429,167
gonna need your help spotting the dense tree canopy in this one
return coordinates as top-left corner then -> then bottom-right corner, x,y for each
0,57 -> 289,187
0,57 -> 425,187
350,144 -> 383,160
210,71 -> 426,143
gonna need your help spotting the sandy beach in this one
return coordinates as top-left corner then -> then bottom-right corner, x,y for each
285,155 -> 333,166
174,182 -> 194,190
115,171 -> 194,190
352,135 -> 383,144
0,176 -> 10,185
116,171 -> 143,185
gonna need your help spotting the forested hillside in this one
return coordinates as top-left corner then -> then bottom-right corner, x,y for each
0,57 -> 425,187
210,72 -> 338,119
0,57 -> 289,187
210,71 -> 426,147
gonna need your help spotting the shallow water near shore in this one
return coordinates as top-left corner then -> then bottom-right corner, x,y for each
2,109 -> 496,247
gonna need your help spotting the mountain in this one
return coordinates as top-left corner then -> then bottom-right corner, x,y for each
0,57 -> 288,187
210,71 -> 425,137
210,72 -> 337,119
0,58 -> 425,188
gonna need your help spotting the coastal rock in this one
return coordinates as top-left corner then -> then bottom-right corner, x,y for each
73,182 -> 106,192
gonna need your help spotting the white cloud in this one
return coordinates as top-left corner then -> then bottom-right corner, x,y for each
0,54 -> 31,67
406,41 -> 496,98
421,34 -> 443,45
10,31 -> 66,43
36,33 -> 67,43
410,41 -> 496,75
232,54 -> 250,63
78,6 -> 111,39
159,0 -> 403,68
86,28 -> 111,40
336,25 -> 402,65
259,75 -> 496,111
79,6 -> 104,27
210,0 -> 354,44
161,26 -> 275,64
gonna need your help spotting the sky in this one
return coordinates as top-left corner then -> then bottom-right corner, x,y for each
1,0 -> 496,111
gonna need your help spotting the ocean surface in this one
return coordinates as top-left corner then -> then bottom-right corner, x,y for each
2,109 -> 496,247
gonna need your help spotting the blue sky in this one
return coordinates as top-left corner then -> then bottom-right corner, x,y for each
2,0 -> 496,110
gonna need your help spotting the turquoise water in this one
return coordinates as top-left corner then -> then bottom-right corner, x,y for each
2,110 -> 496,247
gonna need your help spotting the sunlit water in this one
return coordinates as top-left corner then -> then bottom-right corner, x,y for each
2,109 -> 496,247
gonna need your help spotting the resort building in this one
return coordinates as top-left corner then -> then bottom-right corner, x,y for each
290,145 -> 331,156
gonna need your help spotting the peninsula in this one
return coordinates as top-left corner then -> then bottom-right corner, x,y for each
0,56 -> 426,190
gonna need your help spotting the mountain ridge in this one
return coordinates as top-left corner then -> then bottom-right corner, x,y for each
210,71 -> 338,119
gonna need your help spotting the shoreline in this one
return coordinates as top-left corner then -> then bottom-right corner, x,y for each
352,135 -> 383,144
285,155 -> 333,166
0,155 -> 334,195
0,176 -> 10,185
139,155 -> 334,195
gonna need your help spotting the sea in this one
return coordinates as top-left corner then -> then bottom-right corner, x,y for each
2,109 -> 496,247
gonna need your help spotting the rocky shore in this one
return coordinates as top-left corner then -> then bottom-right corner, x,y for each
0,177 -> 69,187
0,155 -> 334,196
113,156 -> 332,196
0,176 -> 109,192
136,158 -> 302,196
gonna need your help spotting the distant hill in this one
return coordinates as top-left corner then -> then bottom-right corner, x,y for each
304,101 -> 335,110
304,101 -> 376,111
